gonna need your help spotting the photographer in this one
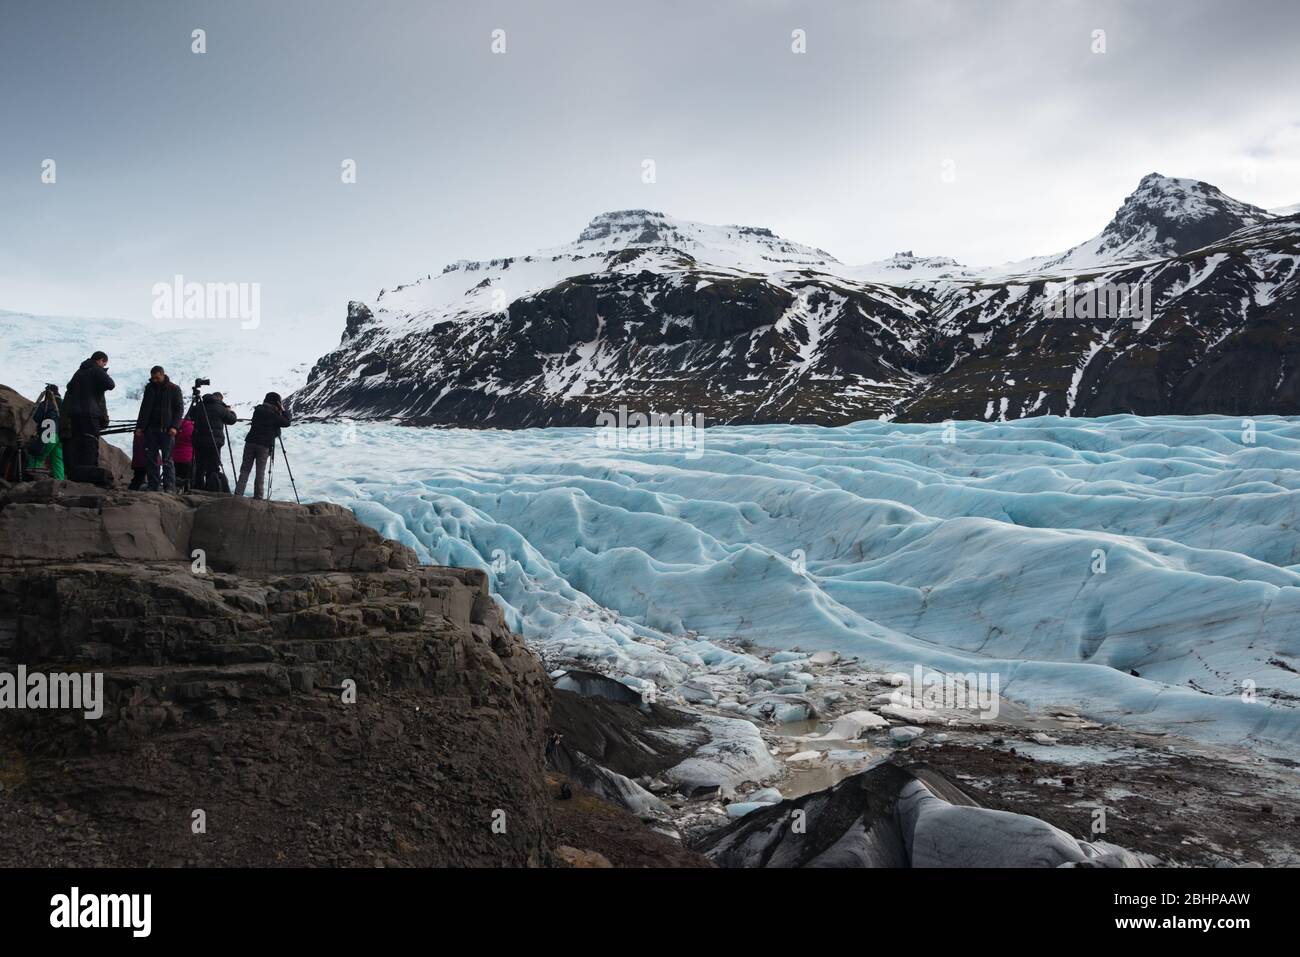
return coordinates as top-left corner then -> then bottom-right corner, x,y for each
134,365 -> 184,493
63,351 -> 115,481
25,384 -> 65,480
189,387 -> 237,492
234,392 -> 291,500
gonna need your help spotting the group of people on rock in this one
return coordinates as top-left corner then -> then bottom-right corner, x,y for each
24,351 -> 292,499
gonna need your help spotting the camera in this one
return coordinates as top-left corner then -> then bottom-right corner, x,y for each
195,377 -> 211,388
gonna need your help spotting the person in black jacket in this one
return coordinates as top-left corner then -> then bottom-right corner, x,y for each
188,391 -> 238,492
134,366 -> 185,492
234,392 -> 291,499
63,351 -> 115,476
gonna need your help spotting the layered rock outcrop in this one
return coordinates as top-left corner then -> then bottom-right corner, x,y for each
0,480 -> 554,866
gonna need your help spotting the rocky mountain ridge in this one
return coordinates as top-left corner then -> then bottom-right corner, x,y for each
292,173 -> 1300,426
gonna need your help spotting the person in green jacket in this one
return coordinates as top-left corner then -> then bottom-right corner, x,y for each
26,384 -> 65,480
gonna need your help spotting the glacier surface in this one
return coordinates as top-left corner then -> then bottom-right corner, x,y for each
0,309 -> 328,416
110,414 -> 1300,752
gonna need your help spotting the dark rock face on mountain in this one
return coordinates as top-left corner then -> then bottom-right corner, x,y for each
292,176 -> 1300,426
0,479 -> 554,866
341,299 -> 376,343
904,218 -> 1300,420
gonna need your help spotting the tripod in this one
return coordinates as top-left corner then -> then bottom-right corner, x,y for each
265,436 -> 302,504
278,435 -> 300,504
223,423 -> 236,477
189,387 -> 229,494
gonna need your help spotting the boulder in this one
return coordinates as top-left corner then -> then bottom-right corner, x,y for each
699,761 -> 1154,868
189,497 -> 419,575
744,692 -> 816,724
554,748 -> 669,817
555,846 -> 613,868
553,669 -> 645,707
791,709 -> 889,746
663,715 -> 780,791
549,687 -> 701,782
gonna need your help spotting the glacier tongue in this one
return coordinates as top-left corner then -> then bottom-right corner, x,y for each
203,415 -> 1300,753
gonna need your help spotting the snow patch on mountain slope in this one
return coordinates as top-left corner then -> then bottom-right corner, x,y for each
367,210 -> 846,332
569,209 -> 840,272
363,175 -> 1279,336
841,251 -> 981,284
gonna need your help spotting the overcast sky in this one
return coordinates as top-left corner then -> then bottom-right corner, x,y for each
2,0 -> 1298,336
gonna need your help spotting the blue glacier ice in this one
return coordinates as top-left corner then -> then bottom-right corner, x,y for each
159,414 -> 1300,753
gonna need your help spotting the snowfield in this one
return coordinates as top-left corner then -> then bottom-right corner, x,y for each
0,308 -> 328,417
235,414 -> 1300,754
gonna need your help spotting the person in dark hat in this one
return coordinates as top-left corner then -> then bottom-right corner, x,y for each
63,351 -> 115,479
234,391 -> 291,499
188,390 -> 237,491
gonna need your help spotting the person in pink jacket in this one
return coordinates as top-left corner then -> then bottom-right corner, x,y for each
128,429 -> 152,491
172,417 -> 195,491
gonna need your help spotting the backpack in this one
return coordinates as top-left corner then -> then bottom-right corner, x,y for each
31,394 -> 63,445
33,397 -> 59,424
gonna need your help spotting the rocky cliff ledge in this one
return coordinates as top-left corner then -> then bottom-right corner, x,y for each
0,479 -> 555,866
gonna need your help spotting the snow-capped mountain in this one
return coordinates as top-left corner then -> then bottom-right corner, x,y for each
844,250 -> 979,284
293,174 -> 1300,426
1000,173 -> 1273,277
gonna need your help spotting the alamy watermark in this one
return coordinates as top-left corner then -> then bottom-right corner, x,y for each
889,664 -> 1000,720
0,667 -> 103,719
151,274 -> 261,329
595,404 -> 706,459
1043,280 -> 1152,329
50,887 -> 150,937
